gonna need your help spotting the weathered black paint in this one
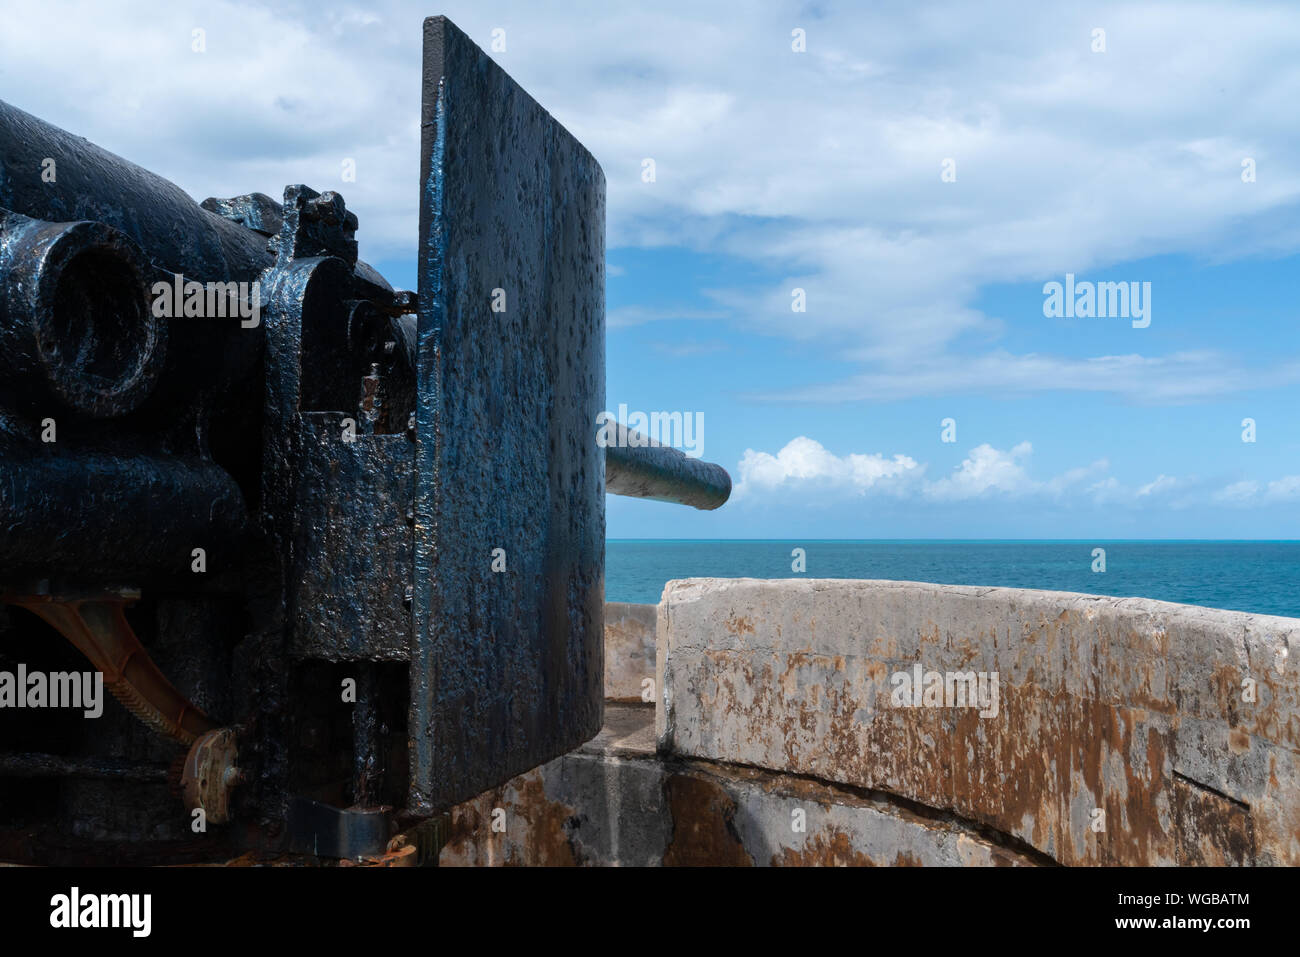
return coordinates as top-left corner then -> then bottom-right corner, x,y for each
411,16 -> 606,812
0,100 -> 271,284
0,14 -> 730,861
290,414 -> 414,662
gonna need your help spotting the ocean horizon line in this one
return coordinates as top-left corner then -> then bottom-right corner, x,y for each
605,538 -> 1300,544
604,540 -> 1300,615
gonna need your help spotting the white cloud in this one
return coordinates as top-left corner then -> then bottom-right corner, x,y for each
924,442 -> 1034,501
735,437 -> 921,498
923,442 -> 1109,502
4,1 -> 1298,402
734,436 -> 1300,511
1214,475 -> 1300,506
1044,459 -> 1111,495
1087,476 -> 1126,506
1137,474 -> 1179,497
1215,480 -> 1260,505
1266,476 -> 1300,502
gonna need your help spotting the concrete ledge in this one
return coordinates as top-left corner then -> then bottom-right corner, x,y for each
656,578 -> 1300,865
439,705 -> 1037,866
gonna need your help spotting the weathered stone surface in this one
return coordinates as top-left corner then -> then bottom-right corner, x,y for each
439,704 -> 1037,866
604,602 -> 657,702
656,578 -> 1300,866
439,705 -> 666,866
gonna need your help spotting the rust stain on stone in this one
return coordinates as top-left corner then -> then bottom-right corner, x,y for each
440,791 -> 493,864
773,829 -> 878,866
511,774 -> 583,866
1171,773 -> 1254,866
663,773 -> 753,866
440,773 -> 582,866
668,583 -> 1300,866
726,614 -> 755,636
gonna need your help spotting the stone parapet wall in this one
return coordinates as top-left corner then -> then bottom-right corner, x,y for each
656,578 -> 1300,865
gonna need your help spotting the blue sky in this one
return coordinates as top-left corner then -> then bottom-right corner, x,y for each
3,1 -> 1298,538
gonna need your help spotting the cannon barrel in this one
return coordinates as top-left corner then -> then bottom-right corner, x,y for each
0,99 -> 275,422
0,16 -> 738,858
0,99 -> 272,283
604,424 -> 731,510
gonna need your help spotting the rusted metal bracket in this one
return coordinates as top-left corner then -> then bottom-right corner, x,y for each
181,727 -> 244,825
2,590 -> 217,744
2,590 -> 246,825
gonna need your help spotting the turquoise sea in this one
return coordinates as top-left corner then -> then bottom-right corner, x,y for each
605,540 -> 1300,618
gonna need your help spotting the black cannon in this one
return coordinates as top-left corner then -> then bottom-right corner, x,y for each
0,16 -> 729,864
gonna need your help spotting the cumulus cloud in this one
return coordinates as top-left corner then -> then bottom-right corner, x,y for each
921,441 -> 1109,502
1213,475 -> 1300,506
735,437 -> 920,498
4,1 -> 1298,404
1267,476 -> 1300,501
1215,480 -> 1260,505
734,436 -> 1300,511
734,437 -> 1056,502
924,442 -> 1034,501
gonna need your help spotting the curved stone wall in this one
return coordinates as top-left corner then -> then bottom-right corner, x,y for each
656,578 -> 1300,865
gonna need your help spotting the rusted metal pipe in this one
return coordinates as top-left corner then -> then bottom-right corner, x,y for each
4,593 -> 218,745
